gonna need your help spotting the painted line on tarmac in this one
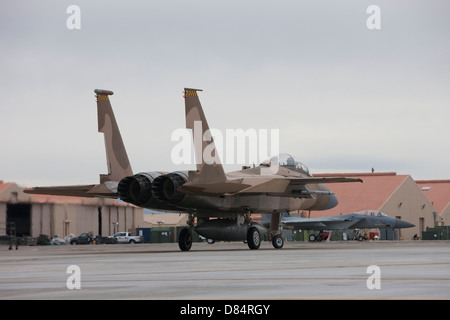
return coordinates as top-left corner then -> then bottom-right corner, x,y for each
1,276 -> 450,285
1,261 -> 449,282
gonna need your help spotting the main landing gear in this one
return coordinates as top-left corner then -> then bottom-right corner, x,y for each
246,221 -> 285,250
245,212 -> 285,250
179,228 -> 193,251
246,227 -> 261,250
179,213 -> 195,252
178,212 -> 286,251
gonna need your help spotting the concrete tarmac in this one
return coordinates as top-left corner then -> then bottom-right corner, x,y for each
1,240 -> 449,300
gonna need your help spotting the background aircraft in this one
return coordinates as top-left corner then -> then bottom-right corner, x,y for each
26,88 -> 362,251
262,210 -> 415,241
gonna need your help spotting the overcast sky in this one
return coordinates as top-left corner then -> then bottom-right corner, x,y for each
1,0 -> 449,186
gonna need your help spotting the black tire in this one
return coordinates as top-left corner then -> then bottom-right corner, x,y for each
316,234 -> 322,242
309,234 -> 316,242
247,227 -> 261,250
272,234 -> 284,249
129,239 -> 136,244
179,228 -> 192,251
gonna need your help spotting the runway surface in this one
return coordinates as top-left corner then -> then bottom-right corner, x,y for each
1,240 -> 449,300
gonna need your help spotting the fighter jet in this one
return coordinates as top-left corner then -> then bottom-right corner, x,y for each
262,210 -> 415,242
26,88 -> 363,251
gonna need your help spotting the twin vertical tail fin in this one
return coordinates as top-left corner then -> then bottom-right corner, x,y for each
97,87 -> 224,187
95,89 -> 133,183
184,88 -> 226,184
96,87 -> 224,186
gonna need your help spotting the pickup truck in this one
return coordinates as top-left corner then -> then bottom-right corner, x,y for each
111,232 -> 143,244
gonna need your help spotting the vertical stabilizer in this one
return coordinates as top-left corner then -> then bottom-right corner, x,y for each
95,89 -> 133,183
184,88 -> 226,183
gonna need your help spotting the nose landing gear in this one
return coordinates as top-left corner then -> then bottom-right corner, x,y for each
271,234 -> 284,249
269,212 -> 285,249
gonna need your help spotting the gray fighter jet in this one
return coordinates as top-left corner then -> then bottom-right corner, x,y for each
263,210 -> 415,242
26,88 -> 363,251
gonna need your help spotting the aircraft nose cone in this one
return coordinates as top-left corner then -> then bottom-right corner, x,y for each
325,194 -> 338,210
395,220 -> 415,228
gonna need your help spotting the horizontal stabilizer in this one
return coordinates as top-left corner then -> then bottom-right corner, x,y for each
24,184 -> 118,198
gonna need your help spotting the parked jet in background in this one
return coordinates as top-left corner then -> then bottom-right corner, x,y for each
26,88 -> 363,251
262,210 -> 415,241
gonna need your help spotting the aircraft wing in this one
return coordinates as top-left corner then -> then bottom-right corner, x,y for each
179,176 -> 363,196
281,213 -> 415,230
281,216 -> 363,230
286,177 -> 363,185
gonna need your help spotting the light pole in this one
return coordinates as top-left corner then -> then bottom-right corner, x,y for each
112,222 -> 119,235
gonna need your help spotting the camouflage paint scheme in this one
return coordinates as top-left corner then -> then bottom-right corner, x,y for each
26,88 -> 363,250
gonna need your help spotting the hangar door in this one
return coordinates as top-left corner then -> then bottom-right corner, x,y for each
7,203 -> 31,237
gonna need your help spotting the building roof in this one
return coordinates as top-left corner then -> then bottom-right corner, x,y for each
311,172 -> 409,217
0,181 -> 13,194
415,180 -> 450,215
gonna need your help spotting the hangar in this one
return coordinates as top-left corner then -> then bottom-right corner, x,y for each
312,172 -> 437,240
416,179 -> 450,226
0,180 -> 143,239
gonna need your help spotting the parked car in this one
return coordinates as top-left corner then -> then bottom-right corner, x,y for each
110,232 -> 143,244
70,232 -> 94,245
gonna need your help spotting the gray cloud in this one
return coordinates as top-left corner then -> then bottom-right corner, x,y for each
1,0 -> 449,186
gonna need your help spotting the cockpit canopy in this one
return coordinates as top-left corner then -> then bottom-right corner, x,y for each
355,210 -> 388,217
260,153 -> 311,176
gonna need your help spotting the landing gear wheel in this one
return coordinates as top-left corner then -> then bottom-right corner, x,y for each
272,234 -> 284,249
247,227 -> 261,250
179,228 -> 192,251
